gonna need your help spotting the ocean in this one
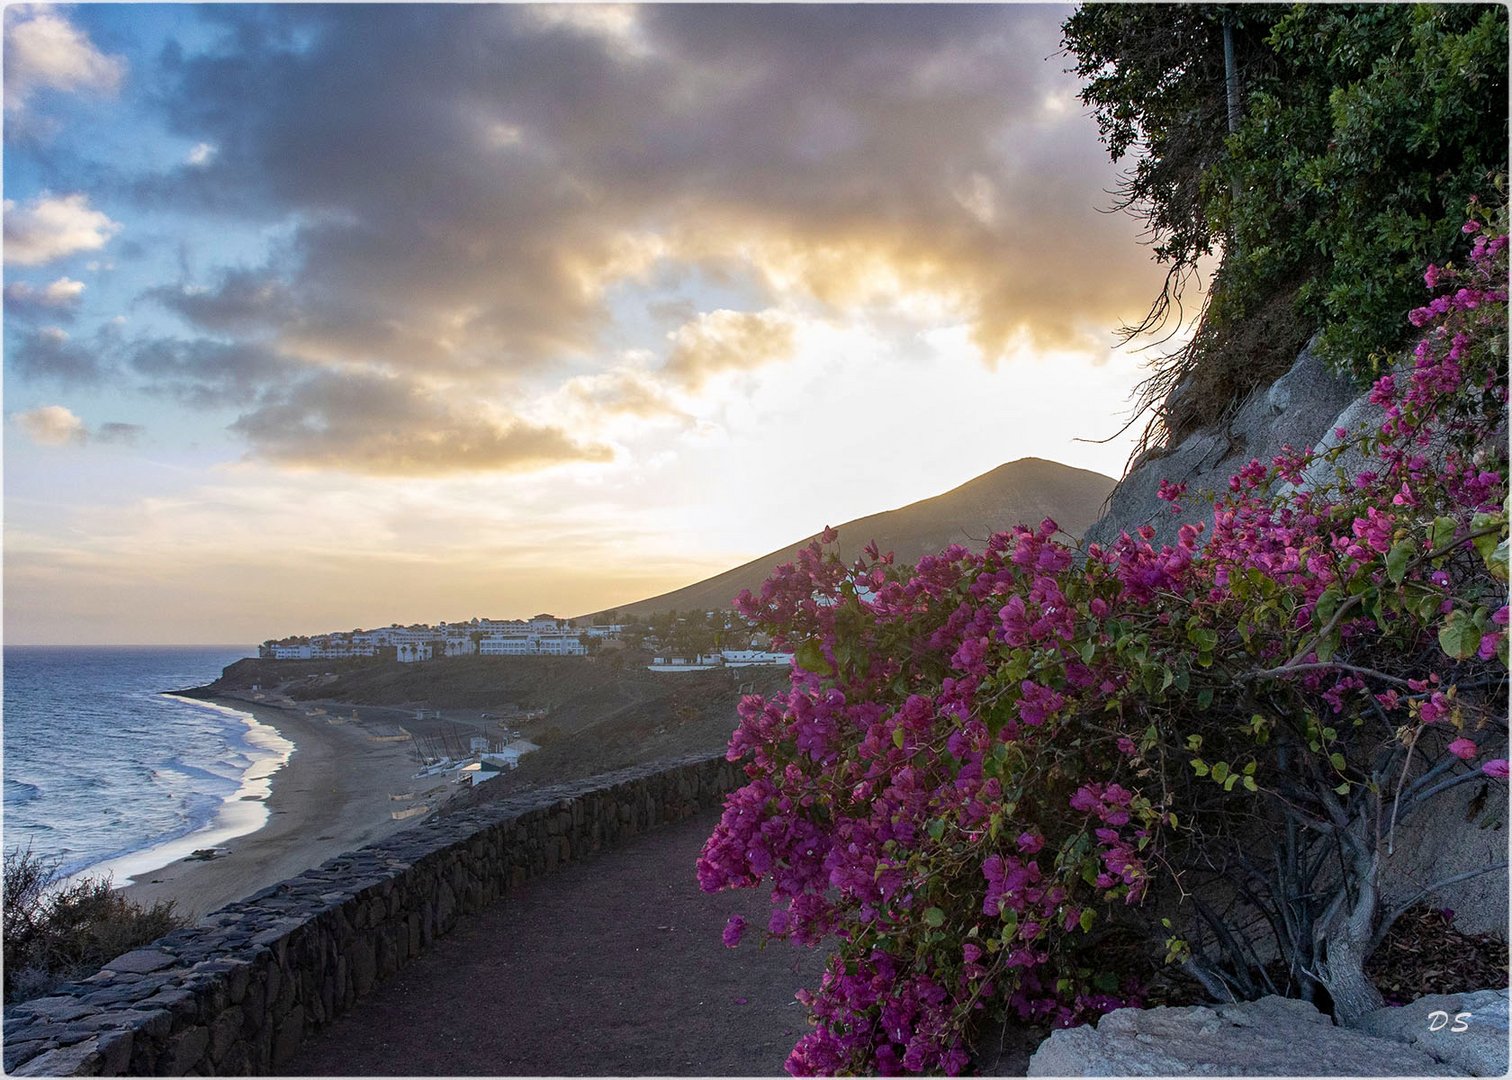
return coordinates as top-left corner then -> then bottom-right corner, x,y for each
2,646 -> 293,886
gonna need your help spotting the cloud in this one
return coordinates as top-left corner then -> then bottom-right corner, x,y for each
146,270 -> 293,335
13,404 -> 86,446
4,276 -> 85,315
143,5 -> 1153,378
227,370 -> 613,476
563,365 -> 687,420
95,421 -> 144,445
9,325 -> 105,383
128,337 -> 300,407
3,193 -> 121,265
4,6 -> 125,113
89,6 -> 1166,477
663,309 -> 796,390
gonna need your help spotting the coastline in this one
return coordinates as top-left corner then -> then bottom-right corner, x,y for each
119,692 -> 455,922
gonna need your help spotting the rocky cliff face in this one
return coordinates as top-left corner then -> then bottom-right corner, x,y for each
1080,342 -> 1508,937
1083,338 -> 1368,551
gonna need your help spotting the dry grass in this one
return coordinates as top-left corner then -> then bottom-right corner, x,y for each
3,846 -> 185,1004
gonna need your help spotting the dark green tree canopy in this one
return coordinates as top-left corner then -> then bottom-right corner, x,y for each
1062,3 -> 1507,441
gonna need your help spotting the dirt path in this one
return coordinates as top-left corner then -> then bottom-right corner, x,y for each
282,808 -> 830,1076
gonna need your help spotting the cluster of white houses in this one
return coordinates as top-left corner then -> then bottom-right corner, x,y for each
261,616 -> 618,663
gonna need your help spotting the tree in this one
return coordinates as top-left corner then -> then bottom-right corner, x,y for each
1062,4 -> 1508,448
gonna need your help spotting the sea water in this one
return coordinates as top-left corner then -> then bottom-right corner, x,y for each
2,646 -> 293,886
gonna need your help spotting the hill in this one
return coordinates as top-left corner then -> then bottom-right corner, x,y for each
584,457 -> 1114,620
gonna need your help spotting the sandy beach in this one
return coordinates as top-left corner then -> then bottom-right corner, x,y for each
120,694 -> 456,922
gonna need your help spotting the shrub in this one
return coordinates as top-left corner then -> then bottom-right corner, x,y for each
698,212 -> 1508,1074
3,847 -> 185,1005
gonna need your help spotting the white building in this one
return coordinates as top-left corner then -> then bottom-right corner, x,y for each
721,649 -> 794,667
478,634 -> 586,656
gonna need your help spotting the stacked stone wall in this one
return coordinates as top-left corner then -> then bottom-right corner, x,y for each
2,754 -> 742,1076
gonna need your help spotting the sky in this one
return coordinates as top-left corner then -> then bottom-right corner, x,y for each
4,2 -> 1174,646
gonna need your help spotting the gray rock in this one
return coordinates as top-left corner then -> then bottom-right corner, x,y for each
9,1039 -> 102,1077
1355,988 -> 1510,1076
102,949 -> 176,975
1027,996 -> 1454,1076
1083,339 -> 1367,552
11,997 -> 98,1024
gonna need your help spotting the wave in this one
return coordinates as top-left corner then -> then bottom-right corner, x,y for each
4,778 -> 42,804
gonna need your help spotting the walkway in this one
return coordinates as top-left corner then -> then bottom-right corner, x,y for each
283,808 -> 829,1076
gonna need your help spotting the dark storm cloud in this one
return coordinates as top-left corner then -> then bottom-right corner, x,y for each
228,369 -> 612,476
136,4 -> 1154,472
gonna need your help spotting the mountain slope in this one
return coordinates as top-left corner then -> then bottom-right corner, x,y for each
584,457 -> 1114,620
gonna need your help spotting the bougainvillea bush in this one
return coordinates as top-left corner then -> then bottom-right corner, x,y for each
697,208 -> 1508,1076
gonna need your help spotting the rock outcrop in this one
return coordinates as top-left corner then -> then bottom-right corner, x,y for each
1083,338 -> 1365,551
1026,995 -> 1454,1076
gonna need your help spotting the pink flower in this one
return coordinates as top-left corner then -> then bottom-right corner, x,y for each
1463,220 -> 1483,234
1482,759 -> 1509,779
722,913 -> 747,948
1447,737 -> 1478,761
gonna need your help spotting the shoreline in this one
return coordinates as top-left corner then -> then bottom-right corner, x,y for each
74,696 -> 296,889
119,691 -> 457,922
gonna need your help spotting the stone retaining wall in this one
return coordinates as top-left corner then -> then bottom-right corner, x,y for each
2,754 -> 743,1076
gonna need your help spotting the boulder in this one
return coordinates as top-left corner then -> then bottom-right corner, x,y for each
1355,988 -> 1509,1077
1026,996 -> 1453,1076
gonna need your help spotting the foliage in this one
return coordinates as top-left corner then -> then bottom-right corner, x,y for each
1061,4 -> 1507,443
3,847 -> 185,1005
697,219 -> 1508,1074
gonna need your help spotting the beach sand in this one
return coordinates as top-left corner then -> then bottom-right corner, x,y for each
120,695 -> 455,922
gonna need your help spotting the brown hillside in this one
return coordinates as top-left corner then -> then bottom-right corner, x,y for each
585,457 -> 1114,620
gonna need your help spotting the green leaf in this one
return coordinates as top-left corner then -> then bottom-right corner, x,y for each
1470,512 -> 1502,560
926,818 -> 945,840
1385,540 -> 1413,584
1187,626 -> 1219,652
892,726 -> 905,749
1196,687 -> 1214,710
1490,538 -> 1509,583
1438,611 -> 1482,659
1190,758 -> 1209,777
795,638 -> 829,675
1430,516 -> 1457,553
1329,752 -> 1346,771
1211,761 -> 1230,783
1223,774 -> 1238,791
1242,775 -> 1258,792
923,906 -> 945,928
1335,781 -> 1350,795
